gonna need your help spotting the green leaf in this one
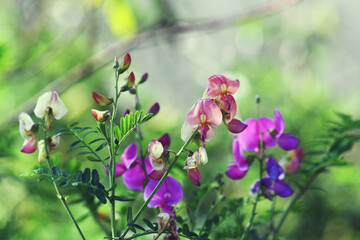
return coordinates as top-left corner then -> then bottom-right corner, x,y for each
89,138 -> 105,145
128,223 -> 145,231
76,127 -> 91,134
91,169 -> 100,186
62,171 -> 71,178
37,176 -> 49,182
95,189 -> 107,204
73,170 -> 82,180
59,179 -> 71,187
81,130 -> 97,138
127,207 -> 133,224
112,196 -> 135,202
182,224 -> 190,236
76,151 -> 92,156
67,145 -> 86,153
69,122 -> 79,128
86,156 -> 102,162
72,182 -> 82,186
143,218 -> 156,231
51,166 -> 62,176
82,168 -> 90,183
95,142 -> 107,151
114,125 -> 121,141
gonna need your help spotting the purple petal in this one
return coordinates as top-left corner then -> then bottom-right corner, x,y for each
163,176 -> 183,205
123,165 -> 146,191
123,109 -> 130,117
278,134 -> 300,151
266,157 -> 282,180
237,118 -> 260,152
144,179 -> 166,208
148,169 -> 165,180
274,109 -> 285,137
226,118 -> 247,134
160,204 -> 173,214
158,133 -> 171,149
273,180 -> 294,198
188,168 -> 201,186
104,162 -> 127,177
225,165 -> 248,180
148,102 -> 160,116
249,180 -> 259,194
121,143 -> 138,169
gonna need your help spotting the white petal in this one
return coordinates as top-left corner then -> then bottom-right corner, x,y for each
38,140 -> 46,164
181,121 -> 196,142
34,91 -> 52,118
198,147 -> 208,166
49,91 -> 68,120
19,112 -> 35,139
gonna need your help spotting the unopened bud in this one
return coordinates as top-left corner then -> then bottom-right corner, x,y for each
113,56 -> 120,69
226,118 -> 247,134
255,94 -> 260,104
121,72 -> 135,91
49,134 -> 61,152
148,102 -> 160,116
139,73 -> 148,84
91,109 -> 110,122
38,140 -> 46,164
92,92 -> 113,107
118,53 -> 131,74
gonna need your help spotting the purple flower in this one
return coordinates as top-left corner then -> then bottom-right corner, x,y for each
104,142 -> 151,191
250,157 -> 293,200
226,136 -> 249,180
237,109 -> 299,152
144,176 -> 183,214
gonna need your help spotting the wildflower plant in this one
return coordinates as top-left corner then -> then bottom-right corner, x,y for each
20,54 -> 360,240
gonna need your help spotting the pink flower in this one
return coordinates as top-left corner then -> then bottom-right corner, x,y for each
206,75 -> 240,123
184,147 -> 208,186
284,147 -> 304,174
181,99 -> 222,142
34,91 -> 68,129
19,112 -> 38,153
237,109 -> 299,152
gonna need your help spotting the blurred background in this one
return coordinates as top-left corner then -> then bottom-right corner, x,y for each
0,0 -> 359,239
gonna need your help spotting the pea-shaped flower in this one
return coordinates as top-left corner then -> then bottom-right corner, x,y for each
34,91 -> 68,129
19,112 -> 38,153
184,147 -> 208,186
181,99 -> 222,142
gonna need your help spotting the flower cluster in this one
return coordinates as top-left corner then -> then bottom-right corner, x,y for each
19,91 -> 67,163
226,108 -> 303,200
105,133 -> 183,214
181,75 -> 247,186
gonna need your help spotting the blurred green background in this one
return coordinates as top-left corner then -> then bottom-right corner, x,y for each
0,0 -> 359,239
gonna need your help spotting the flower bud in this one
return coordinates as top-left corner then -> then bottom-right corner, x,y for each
121,72 -> 135,91
38,140 -> 46,164
92,91 -> 113,107
148,102 -> 160,116
156,213 -> 170,233
139,73 -> 148,84
118,53 -> 131,74
226,118 -> 247,134
148,140 -> 165,170
91,109 -> 110,122
113,56 -> 120,69
50,134 -> 61,152
123,109 -> 131,117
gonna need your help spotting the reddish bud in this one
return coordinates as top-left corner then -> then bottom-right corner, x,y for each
92,92 -> 113,107
121,72 -> 135,91
91,109 -> 110,122
118,53 -> 131,74
113,56 -> 119,69
226,118 -> 247,134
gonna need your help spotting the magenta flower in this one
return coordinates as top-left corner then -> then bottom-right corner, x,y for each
19,112 -> 38,153
284,147 -> 304,174
104,142 -> 151,191
226,136 -> 249,180
181,99 -> 222,142
147,133 -> 171,180
144,176 -> 183,214
206,75 -> 239,124
237,109 -> 299,152
250,157 -> 293,200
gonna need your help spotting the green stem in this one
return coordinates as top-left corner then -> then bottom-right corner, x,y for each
272,170 -> 322,240
119,126 -> 199,239
43,129 -> 86,240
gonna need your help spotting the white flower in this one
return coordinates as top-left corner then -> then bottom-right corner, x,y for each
34,91 -> 68,120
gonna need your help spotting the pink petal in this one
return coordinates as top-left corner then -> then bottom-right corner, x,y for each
188,168 -> 201,186
274,109 -> 285,137
218,75 -> 239,95
217,95 -> 237,123
181,121 -> 197,142
232,136 -> 246,164
186,100 -> 203,126
202,99 -> 222,126
237,118 -> 260,152
148,169 -> 165,180
104,162 -> 127,177
21,138 -> 37,153
206,75 -> 224,98
259,117 -> 277,149
123,165 -> 146,190
225,164 -> 248,180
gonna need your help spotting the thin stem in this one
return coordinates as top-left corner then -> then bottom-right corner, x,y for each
43,129 -> 86,240
134,86 -> 149,182
119,126 -> 199,239
272,170 -> 322,240
269,195 -> 277,232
